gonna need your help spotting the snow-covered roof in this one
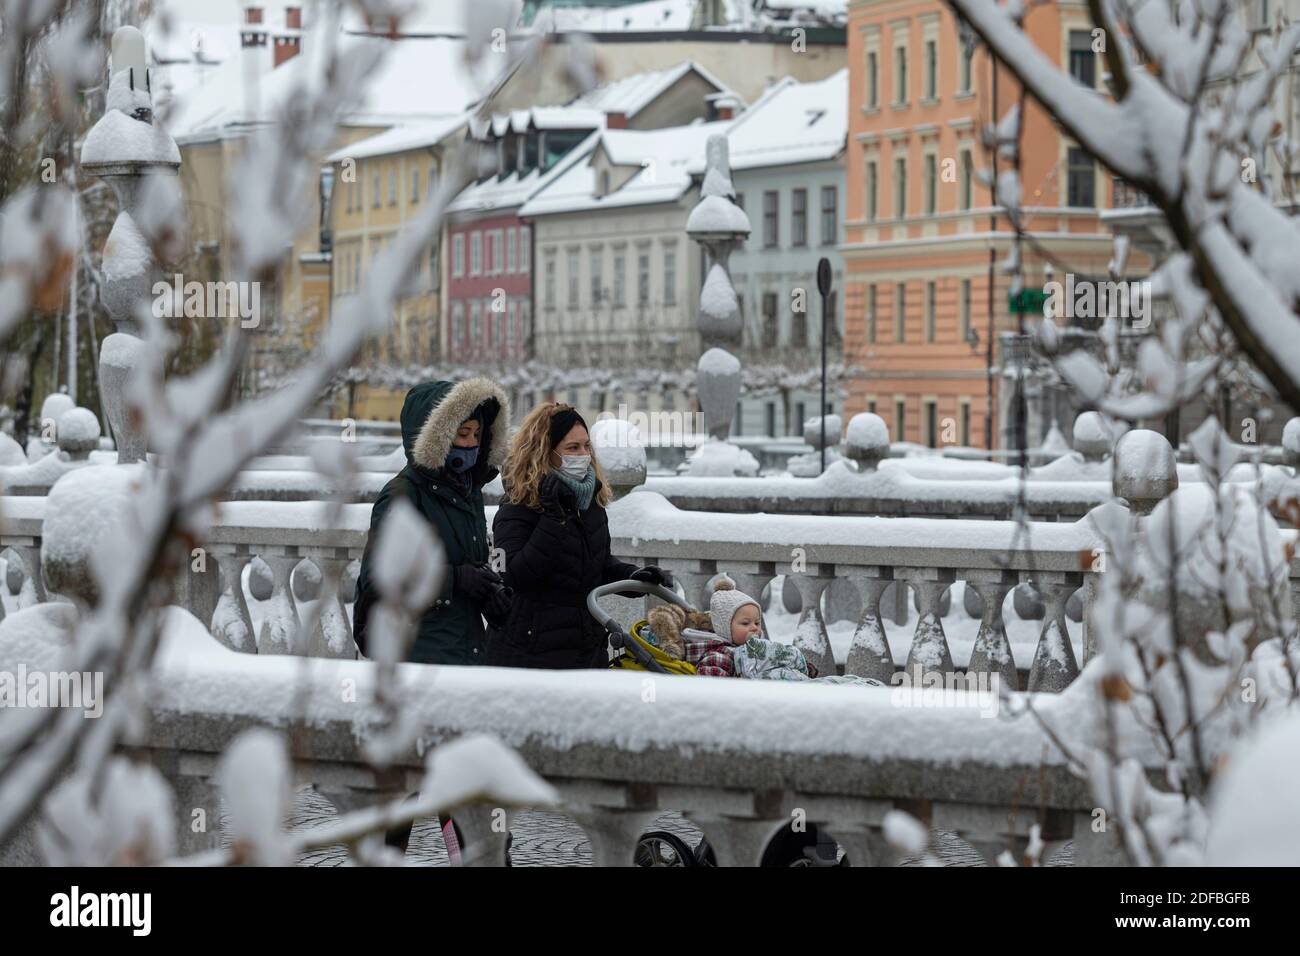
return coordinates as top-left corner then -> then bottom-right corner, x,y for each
530,0 -> 845,33
573,60 -> 732,116
163,31 -> 486,144
447,128 -> 604,215
486,62 -> 732,134
704,68 -> 847,172
519,120 -> 728,217
536,0 -> 700,32
326,115 -> 468,163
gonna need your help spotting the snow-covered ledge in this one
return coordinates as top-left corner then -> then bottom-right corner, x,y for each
0,614 -> 1136,866
6,492 -> 1298,694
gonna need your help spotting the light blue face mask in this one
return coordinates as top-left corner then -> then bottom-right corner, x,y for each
445,444 -> 479,473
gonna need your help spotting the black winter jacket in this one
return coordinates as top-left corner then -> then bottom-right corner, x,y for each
489,480 -> 638,669
353,378 -> 509,664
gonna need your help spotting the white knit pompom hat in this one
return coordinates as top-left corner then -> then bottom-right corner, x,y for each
709,575 -> 762,638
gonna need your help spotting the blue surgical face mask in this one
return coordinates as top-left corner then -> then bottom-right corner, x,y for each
446,444 -> 479,473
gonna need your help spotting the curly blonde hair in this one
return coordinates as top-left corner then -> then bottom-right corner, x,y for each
503,402 -> 612,510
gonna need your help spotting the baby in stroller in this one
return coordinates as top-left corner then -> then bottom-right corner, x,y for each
641,575 -> 881,685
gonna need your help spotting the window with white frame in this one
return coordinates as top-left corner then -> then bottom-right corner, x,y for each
961,278 -> 972,342
924,39 -> 937,99
894,43 -> 908,104
452,234 -> 464,277
470,232 -> 482,275
820,186 -> 837,244
544,253 -> 556,308
866,159 -> 878,220
924,280 -> 936,342
411,166 -> 419,203
567,250 -> 579,306
520,226 -> 531,272
507,228 -> 517,273
960,149 -> 973,210
590,249 -> 603,305
490,230 -> 503,275
637,251 -> 650,306
613,252 -> 625,306
895,155 -> 907,217
663,246 -> 676,305
451,302 -> 464,351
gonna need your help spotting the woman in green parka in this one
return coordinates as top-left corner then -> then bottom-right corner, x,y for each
352,378 -> 512,665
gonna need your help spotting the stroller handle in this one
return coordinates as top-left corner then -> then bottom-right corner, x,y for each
586,580 -> 687,633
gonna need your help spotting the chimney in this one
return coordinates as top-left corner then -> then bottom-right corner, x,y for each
241,4 -> 267,49
274,34 -> 301,67
606,112 -> 628,129
707,91 -> 743,122
272,6 -> 303,68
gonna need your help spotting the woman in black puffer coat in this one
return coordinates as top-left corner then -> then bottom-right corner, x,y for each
489,402 -> 670,669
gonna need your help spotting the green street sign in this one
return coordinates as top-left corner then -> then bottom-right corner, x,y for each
1008,289 -> 1048,314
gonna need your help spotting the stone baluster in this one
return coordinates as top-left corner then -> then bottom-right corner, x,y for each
1025,572 -> 1082,692
897,568 -> 955,680
677,787 -> 792,867
560,780 -> 661,867
936,803 -> 1074,867
257,550 -> 305,656
210,551 -> 255,653
305,551 -> 356,659
963,570 -> 1018,691
844,567 -> 896,683
656,558 -> 716,611
786,566 -> 836,678
174,541 -> 220,631
16,545 -> 46,606
796,795 -> 895,866
1082,571 -> 1101,664
725,560 -> 777,618
449,803 -> 514,868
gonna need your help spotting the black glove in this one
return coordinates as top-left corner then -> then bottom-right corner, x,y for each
630,565 -> 674,589
538,472 -> 573,520
484,584 -> 513,627
453,563 -> 502,602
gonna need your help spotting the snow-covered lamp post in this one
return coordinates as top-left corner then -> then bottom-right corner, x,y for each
684,134 -> 757,476
80,25 -> 181,464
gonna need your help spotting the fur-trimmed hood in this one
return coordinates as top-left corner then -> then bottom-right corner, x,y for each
401,378 -> 511,476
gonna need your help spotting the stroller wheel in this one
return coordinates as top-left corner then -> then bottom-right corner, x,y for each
635,831 -> 696,867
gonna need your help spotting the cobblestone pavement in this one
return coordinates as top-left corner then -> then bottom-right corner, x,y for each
289,788 -> 1072,867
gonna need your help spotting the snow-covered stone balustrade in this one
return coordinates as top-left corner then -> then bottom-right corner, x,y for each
7,489 -> 1300,695
628,466 -> 1112,522
0,615 -> 1120,866
610,492 -> 1106,692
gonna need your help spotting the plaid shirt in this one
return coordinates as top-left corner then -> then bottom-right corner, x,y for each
681,629 -> 735,677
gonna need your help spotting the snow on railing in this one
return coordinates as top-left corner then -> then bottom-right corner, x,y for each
6,488 -> 1298,696
0,613 -> 1131,866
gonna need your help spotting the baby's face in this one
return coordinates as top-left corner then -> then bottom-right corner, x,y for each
730,604 -> 763,644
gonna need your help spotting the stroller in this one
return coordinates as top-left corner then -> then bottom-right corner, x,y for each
586,580 -> 848,867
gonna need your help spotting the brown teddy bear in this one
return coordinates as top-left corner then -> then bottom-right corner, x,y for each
645,603 -> 713,661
